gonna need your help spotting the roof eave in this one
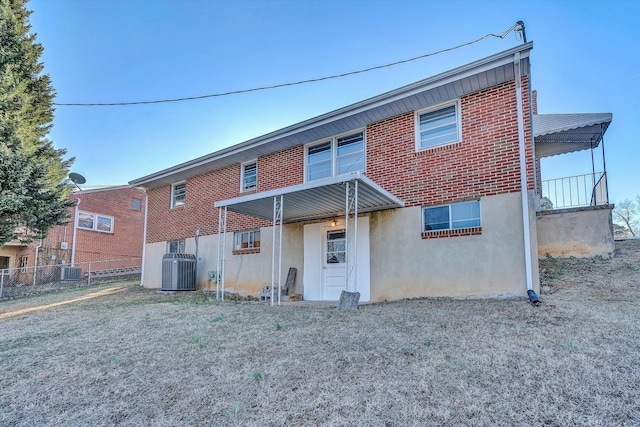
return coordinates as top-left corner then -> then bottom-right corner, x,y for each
131,42 -> 534,189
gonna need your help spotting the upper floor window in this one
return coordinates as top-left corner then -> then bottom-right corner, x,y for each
306,131 -> 365,182
131,197 -> 142,211
167,240 -> 185,254
78,211 -> 114,233
423,201 -> 480,231
241,161 -> 257,192
416,101 -> 460,150
171,182 -> 186,208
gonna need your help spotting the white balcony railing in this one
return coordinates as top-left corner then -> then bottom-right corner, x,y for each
541,172 -> 608,209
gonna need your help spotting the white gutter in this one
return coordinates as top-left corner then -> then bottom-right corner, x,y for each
71,198 -> 81,267
139,190 -> 149,287
514,52 -> 540,305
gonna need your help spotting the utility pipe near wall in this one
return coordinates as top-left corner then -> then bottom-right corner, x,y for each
139,190 -> 148,287
513,52 -> 540,306
71,198 -> 81,267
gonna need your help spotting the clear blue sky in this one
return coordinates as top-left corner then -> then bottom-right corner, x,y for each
29,0 -> 639,203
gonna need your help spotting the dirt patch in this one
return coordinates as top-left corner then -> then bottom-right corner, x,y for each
1,241 -> 639,426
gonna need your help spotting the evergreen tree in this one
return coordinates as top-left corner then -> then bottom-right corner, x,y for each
0,0 -> 73,245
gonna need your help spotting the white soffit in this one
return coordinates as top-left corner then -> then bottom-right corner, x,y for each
131,43 -> 533,189
215,172 -> 404,223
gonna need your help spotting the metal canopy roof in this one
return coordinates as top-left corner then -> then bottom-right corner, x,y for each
131,43 -> 533,189
215,172 -> 404,223
534,113 -> 612,158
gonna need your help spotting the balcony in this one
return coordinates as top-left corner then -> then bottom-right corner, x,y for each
534,112 -> 614,258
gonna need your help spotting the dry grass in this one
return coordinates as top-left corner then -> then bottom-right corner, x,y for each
1,240 -> 639,426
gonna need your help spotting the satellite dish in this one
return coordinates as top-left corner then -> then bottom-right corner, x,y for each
69,173 -> 86,185
69,172 -> 86,190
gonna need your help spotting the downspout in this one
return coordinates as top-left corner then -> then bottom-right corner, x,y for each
71,198 -> 81,267
32,239 -> 42,287
139,190 -> 149,287
514,52 -> 540,306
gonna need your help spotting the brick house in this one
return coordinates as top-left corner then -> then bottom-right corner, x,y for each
0,186 -> 147,280
130,42 -> 613,302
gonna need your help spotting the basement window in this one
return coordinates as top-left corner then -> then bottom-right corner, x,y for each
167,240 -> 185,254
424,201 -> 480,231
233,230 -> 260,254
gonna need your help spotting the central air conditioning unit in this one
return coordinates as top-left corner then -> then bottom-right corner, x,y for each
162,253 -> 197,291
56,266 -> 82,281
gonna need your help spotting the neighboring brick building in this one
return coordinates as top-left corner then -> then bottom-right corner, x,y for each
131,42 -> 613,302
12,186 -> 146,274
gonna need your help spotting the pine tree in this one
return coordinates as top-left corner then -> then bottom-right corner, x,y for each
0,0 -> 74,245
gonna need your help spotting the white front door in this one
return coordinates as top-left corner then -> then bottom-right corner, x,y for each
323,229 -> 346,300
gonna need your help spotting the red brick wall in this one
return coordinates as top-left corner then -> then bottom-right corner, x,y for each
37,187 -> 146,268
146,145 -> 304,243
146,77 -> 535,242
366,77 -> 534,207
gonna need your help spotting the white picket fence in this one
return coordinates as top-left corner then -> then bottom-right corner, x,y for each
0,258 -> 141,300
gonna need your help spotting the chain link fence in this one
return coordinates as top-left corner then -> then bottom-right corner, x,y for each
0,258 -> 141,301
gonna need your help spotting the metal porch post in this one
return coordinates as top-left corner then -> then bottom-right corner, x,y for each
345,180 -> 358,293
222,207 -> 227,301
600,124 -> 609,205
590,139 -> 596,205
271,196 -> 283,306
216,208 -> 222,300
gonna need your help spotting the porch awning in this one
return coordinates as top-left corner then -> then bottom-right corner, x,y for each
534,113 -> 612,158
214,171 -> 404,223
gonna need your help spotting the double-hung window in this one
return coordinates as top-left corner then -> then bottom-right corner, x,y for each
423,201 -> 480,231
234,230 -> 260,251
416,101 -> 460,150
167,240 -> 185,254
171,182 -> 186,207
241,161 -> 257,192
306,131 -> 365,182
78,211 -> 114,233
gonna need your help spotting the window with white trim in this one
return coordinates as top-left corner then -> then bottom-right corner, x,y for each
306,131 -> 365,182
241,161 -> 257,192
416,102 -> 460,150
78,211 -> 114,233
423,201 -> 480,231
171,182 -> 186,207
167,240 -> 185,254
234,230 -> 260,251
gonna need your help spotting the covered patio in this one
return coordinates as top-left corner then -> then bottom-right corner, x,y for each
534,113 -> 612,209
534,113 -> 615,258
214,171 -> 404,305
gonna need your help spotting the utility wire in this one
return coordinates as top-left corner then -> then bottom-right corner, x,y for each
5,22 -> 523,107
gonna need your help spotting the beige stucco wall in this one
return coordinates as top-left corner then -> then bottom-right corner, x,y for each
142,223 -> 304,296
536,206 -> 614,258
142,193 -> 541,300
368,192 -> 540,300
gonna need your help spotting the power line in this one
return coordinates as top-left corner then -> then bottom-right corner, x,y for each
5,22 -> 523,107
